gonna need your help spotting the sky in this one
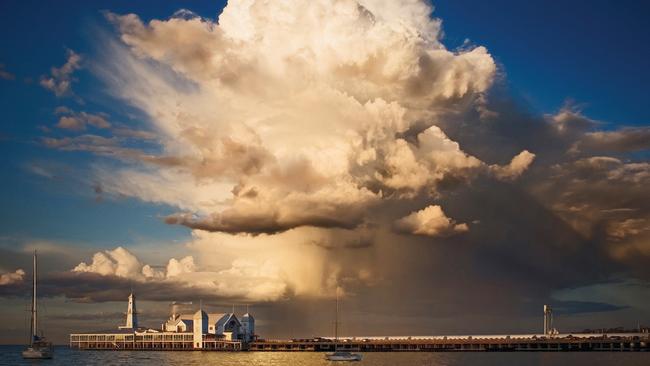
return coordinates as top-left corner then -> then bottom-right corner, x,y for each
0,0 -> 649,344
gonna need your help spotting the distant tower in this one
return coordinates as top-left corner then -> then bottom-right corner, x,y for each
543,305 -> 553,336
241,308 -> 255,342
119,293 -> 138,329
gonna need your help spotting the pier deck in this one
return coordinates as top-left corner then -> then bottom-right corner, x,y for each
70,332 -> 649,352
249,334 -> 650,352
69,332 -> 242,351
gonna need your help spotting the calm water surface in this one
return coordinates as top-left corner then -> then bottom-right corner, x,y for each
1,346 -> 648,365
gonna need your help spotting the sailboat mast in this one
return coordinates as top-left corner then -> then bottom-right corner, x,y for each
31,250 -> 37,345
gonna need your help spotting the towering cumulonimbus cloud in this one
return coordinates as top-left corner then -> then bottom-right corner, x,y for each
96,0 -> 529,232
44,0 -> 536,301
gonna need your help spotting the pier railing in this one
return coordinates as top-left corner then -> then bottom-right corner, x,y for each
249,334 -> 650,352
69,332 -> 649,352
69,332 -> 242,351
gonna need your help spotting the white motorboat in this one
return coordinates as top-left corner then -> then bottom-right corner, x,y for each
326,350 -> 363,361
325,287 -> 362,362
22,251 -> 53,359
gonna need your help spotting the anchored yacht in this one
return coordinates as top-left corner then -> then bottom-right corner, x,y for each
22,251 -> 53,359
325,288 -> 362,362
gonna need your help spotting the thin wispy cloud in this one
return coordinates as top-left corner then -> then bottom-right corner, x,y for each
0,63 -> 15,80
40,49 -> 82,97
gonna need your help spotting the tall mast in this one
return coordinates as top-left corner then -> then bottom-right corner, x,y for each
31,250 -> 37,345
334,287 -> 339,344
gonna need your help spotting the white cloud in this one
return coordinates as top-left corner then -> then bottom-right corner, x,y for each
0,269 -> 25,285
166,256 -> 196,278
54,110 -> 111,131
40,49 -> 82,97
490,150 -> 536,181
69,225 -> 380,301
395,205 -> 468,237
73,246 -> 143,278
72,245 -> 291,301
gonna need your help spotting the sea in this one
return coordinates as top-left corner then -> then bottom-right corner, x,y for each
0,346 -> 648,365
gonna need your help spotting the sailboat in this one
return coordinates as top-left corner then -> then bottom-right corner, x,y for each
22,251 -> 53,359
325,288 -> 362,362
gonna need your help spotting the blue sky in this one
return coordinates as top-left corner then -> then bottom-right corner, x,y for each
0,0 -> 649,343
434,0 -> 650,127
0,1 -> 213,249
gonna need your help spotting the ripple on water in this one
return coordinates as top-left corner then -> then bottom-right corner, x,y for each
0,346 -> 648,366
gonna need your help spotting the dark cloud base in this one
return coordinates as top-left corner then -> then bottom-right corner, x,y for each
0,272 -> 283,303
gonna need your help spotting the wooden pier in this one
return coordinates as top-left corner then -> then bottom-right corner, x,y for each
69,332 -> 242,351
249,334 -> 650,352
70,332 -> 649,352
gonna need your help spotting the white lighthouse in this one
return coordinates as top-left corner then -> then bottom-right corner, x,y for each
193,309 -> 208,349
118,293 -> 138,329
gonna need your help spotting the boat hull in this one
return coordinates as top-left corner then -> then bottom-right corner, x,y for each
22,347 -> 53,359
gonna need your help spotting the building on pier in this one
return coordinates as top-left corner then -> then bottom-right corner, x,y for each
70,292 -> 255,351
241,312 -> 255,342
163,313 -> 193,333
